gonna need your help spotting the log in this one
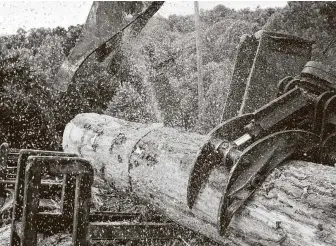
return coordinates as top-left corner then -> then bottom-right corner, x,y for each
63,113 -> 336,246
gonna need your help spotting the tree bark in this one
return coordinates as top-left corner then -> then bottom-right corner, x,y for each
62,113 -> 336,246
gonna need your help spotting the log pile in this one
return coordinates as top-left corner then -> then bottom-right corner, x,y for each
62,113 -> 336,246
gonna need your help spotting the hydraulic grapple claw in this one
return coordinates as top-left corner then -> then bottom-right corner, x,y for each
217,130 -> 319,235
187,114 -> 254,209
187,61 -> 336,237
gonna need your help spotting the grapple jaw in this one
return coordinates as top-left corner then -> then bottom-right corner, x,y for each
217,130 -> 319,235
187,60 -> 336,236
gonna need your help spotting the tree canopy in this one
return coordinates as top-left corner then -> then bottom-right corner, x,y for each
1,2 -> 333,149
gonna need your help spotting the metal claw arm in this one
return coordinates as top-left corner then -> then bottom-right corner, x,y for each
187,61 -> 336,237
217,130 -> 319,235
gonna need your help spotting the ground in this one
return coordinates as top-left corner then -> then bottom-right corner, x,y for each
0,182 -> 220,246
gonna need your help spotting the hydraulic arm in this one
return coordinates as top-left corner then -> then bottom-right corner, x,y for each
188,61 -> 336,235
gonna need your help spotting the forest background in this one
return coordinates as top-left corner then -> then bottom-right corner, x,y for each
1,1 -> 336,150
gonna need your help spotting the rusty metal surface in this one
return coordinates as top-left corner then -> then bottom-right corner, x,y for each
11,150 -> 77,221
6,146 -> 180,245
0,143 -> 8,171
0,143 -> 9,197
0,146 -> 66,199
89,212 -> 141,222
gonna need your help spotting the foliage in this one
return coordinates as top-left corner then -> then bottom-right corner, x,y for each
0,44 -> 56,148
0,2 -> 284,149
3,4 -> 335,245
264,1 -> 336,65
105,82 -> 152,123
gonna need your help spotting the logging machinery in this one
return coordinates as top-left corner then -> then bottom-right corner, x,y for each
2,29 -> 336,245
53,1 -> 165,92
187,32 -> 336,235
0,0 -> 336,245
188,60 -> 336,235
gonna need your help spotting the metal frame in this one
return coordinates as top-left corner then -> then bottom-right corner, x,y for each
10,150 -> 79,246
5,147 -> 180,246
11,156 -> 93,246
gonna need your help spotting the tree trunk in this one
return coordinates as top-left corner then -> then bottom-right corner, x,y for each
194,1 -> 204,123
62,113 -> 336,246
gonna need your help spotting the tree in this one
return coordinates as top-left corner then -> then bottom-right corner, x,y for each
0,2 -> 286,150
264,1 -> 336,65
194,1 -> 204,124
